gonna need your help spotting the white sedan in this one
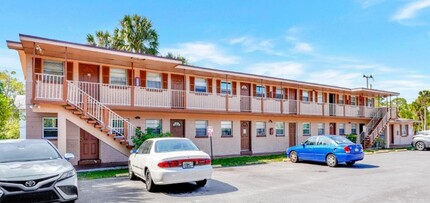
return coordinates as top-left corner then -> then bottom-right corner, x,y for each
128,138 -> 212,192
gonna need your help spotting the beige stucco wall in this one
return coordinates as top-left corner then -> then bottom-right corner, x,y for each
388,123 -> 414,146
66,120 -> 80,165
116,111 -> 368,156
100,142 -> 129,163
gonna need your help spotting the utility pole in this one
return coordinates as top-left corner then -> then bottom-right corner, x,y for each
363,74 -> 374,89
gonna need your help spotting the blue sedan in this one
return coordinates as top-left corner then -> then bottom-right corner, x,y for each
286,135 -> 364,167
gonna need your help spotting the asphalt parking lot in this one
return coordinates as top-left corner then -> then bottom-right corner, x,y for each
78,151 -> 430,203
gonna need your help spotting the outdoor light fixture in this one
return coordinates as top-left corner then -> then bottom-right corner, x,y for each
35,45 -> 43,55
135,116 -> 141,120
269,120 -> 273,123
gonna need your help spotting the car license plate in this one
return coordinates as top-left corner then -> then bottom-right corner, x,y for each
182,161 -> 194,169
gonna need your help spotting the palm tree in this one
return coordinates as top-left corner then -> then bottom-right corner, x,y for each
165,52 -> 188,64
118,14 -> 159,55
86,31 -> 113,48
86,14 -> 159,55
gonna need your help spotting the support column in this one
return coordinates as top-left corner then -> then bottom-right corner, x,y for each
63,47 -> 68,102
131,62 -> 135,107
57,111 -> 67,155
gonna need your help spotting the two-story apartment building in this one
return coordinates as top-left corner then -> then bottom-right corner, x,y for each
7,34 -> 400,165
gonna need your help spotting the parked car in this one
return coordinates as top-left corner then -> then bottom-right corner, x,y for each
128,138 -> 212,192
0,139 -> 78,203
286,135 -> 364,167
412,130 -> 430,151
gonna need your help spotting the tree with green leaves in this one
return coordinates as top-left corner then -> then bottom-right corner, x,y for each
164,52 -> 189,65
87,14 -> 159,55
0,70 -> 24,139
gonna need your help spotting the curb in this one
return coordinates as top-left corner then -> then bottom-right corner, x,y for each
77,166 -> 128,173
115,173 -> 129,177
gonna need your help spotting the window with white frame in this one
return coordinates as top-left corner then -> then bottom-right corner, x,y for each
339,95 -> 345,104
43,60 -> 64,75
256,122 -> 266,136
146,119 -> 162,134
195,78 -> 207,93
302,91 -> 309,102
256,85 -> 265,98
275,122 -> 285,136
43,117 -> 58,139
339,123 -> 345,135
351,123 -> 357,135
317,123 -> 325,135
195,120 -> 208,136
317,92 -> 323,103
303,123 -> 311,136
351,96 -> 357,106
275,88 -> 284,99
147,72 -> 162,89
221,121 -> 233,137
110,68 -> 127,85
221,82 -> 232,95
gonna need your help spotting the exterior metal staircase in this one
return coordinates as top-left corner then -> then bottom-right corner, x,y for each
65,81 -> 137,150
360,107 -> 393,148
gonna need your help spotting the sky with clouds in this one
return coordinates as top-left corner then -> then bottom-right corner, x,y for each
1,0 -> 430,102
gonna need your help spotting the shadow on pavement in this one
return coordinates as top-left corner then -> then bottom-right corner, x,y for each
150,179 -> 238,196
297,161 -> 379,169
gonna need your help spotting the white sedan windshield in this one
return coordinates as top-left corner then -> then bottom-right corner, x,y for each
155,139 -> 199,153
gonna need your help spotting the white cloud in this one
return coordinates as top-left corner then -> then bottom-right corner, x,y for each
248,61 -> 304,79
356,0 -> 385,9
227,36 -> 283,56
392,0 -> 430,21
161,42 -> 239,65
294,42 -> 313,53
306,70 -> 363,88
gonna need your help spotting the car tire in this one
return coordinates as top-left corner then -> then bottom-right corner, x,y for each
346,161 -> 355,167
128,163 -> 138,181
145,170 -> 157,192
289,151 -> 299,163
196,179 -> 207,187
326,154 -> 338,167
415,141 -> 426,151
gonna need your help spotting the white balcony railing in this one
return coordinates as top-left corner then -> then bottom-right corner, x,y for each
264,98 -> 282,114
187,92 -> 225,111
137,87 -> 169,108
251,97 -> 262,113
33,74 -> 381,118
34,73 -> 64,100
300,101 -> 323,115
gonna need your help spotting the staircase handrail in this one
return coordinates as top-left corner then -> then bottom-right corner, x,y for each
67,81 -> 137,145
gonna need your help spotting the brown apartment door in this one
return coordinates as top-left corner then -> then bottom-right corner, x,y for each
289,123 -> 296,147
289,89 -> 297,114
240,121 -> 251,151
80,129 -> 99,160
390,124 -> 394,144
170,119 -> 185,137
329,123 -> 336,135
79,63 -> 100,99
171,74 -> 184,108
240,83 -> 251,112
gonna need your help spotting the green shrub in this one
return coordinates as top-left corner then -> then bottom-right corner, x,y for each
346,134 -> 357,143
373,137 -> 385,149
131,128 -> 171,149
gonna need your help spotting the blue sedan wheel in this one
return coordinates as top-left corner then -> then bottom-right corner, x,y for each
326,154 -> 338,167
290,151 -> 299,163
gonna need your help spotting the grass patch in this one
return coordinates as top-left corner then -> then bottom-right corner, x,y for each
78,169 -> 128,180
212,154 -> 286,167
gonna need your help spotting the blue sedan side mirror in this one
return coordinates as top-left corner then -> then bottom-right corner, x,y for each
302,143 -> 306,148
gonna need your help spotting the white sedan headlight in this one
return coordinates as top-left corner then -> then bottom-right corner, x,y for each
59,169 -> 76,181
